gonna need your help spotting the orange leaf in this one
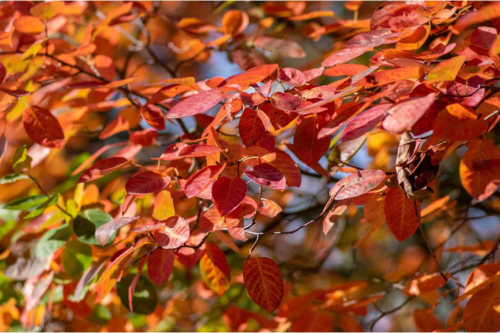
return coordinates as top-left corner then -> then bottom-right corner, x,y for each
433,103 -> 487,141
459,138 -> 500,201
384,187 -> 420,242
258,200 -> 282,218
200,243 -> 231,295
243,257 -> 284,313
413,308 -> 442,332
13,16 -> 44,35
222,10 -> 249,35
463,280 -> 500,332
289,11 -> 335,21
403,273 -> 449,296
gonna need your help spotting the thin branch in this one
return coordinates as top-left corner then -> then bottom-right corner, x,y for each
370,297 -> 414,331
414,200 -> 448,283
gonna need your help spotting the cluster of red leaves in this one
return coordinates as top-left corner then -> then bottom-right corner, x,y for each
0,1 -> 500,332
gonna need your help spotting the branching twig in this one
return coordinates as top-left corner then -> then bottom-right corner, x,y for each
414,200 -> 448,283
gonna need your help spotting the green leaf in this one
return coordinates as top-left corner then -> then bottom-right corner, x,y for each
73,209 -> 113,245
12,145 -> 32,173
88,304 -> 111,325
117,275 -> 158,314
0,271 -> 18,305
25,194 -> 60,219
3,195 -> 48,211
34,224 -> 73,259
0,173 -> 29,184
61,240 -> 92,276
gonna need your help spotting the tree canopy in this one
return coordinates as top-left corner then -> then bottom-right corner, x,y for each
0,1 -> 500,332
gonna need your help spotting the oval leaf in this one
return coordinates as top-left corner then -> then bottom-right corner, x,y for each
212,177 -> 248,216
243,257 -> 284,313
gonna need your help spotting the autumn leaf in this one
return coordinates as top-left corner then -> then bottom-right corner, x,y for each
460,138 -> 500,201
95,216 -> 140,246
384,187 -> 420,242
292,115 -> 330,166
125,171 -> 170,195
78,157 -> 130,183
148,249 -> 174,286
382,93 -> 436,134
329,170 -> 387,200
463,280 -> 500,332
239,109 -> 270,147
212,177 -> 248,216
23,106 -> 65,149
185,164 -> 225,199
152,190 -> 175,221
200,243 -> 231,295
244,257 -> 284,313
154,216 -> 190,249
244,164 -> 286,190
167,89 -> 224,118
426,56 -> 466,84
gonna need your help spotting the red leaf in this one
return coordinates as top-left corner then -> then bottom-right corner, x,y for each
140,104 -> 165,130
303,67 -> 324,82
341,104 -> 391,142
260,150 -> 302,187
243,257 -> 284,313
329,170 -> 387,200
244,164 -> 286,190
130,129 -> 158,146
148,249 -> 174,286
154,216 -> 190,249
128,257 -> 146,312
200,243 -> 231,295
278,68 -> 306,86
260,103 -> 298,130
322,30 -> 395,67
239,109 -> 270,147
95,216 -> 140,246
78,157 -> 129,183
318,102 -> 369,139
384,187 -> 420,242
185,164 -> 225,198
23,106 -> 65,149
212,177 -> 248,216
293,115 -> 330,165
167,89 -> 223,118
271,92 -> 327,114
125,171 -> 170,195
381,93 -> 436,134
